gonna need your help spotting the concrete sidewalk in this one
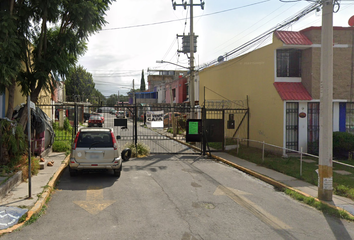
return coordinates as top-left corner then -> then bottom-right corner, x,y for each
0,151 -> 69,232
211,151 -> 354,216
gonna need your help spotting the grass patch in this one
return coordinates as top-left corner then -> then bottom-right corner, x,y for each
208,138 -> 238,150
284,189 -> 354,221
24,205 -> 47,226
228,144 -> 354,201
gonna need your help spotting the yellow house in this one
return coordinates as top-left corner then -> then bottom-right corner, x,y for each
0,82 -> 53,119
199,27 -> 353,155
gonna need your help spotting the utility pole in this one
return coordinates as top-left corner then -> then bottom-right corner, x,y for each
172,0 -> 204,118
318,0 -> 333,201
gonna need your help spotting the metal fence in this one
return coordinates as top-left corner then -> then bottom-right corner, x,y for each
235,138 -> 354,177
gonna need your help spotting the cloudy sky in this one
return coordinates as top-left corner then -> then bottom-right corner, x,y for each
77,0 -> 354,97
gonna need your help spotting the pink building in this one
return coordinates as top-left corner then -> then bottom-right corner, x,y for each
165,76 -> 187,104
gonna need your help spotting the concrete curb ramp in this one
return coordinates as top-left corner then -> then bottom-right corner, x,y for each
0,155 -> 70,235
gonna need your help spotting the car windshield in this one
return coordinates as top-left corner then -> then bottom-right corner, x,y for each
76,131 -> 113,148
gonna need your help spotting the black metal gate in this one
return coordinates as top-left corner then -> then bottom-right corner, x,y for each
39,101 -> 249,156
202,108 -> 249,154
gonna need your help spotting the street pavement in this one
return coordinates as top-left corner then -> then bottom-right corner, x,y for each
1,136 -> 354,234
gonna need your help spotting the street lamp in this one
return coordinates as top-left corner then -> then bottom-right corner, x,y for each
156,60 -> 195,118
156,60 -> 190,70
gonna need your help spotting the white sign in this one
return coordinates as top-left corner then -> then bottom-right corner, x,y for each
146,111 -> 164,122
146,111 -> 163,128
323,177 -> 333,190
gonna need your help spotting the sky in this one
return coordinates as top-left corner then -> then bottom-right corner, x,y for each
77,0 -> 354,97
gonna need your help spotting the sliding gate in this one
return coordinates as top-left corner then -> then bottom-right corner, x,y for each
113,104 -> 201,155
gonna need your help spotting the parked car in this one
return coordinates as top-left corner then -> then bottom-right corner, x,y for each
97,107 -> 114,113
88,115 -> 103,127
110,109 -> 117,115
84,112 -> 91,122
116,111 -> 125,119
69,127 -> 122,177
90,112 -> 104,123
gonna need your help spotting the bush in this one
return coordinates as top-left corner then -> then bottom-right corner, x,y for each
333,132 -> 354,159
63,118 -> 72,132
52,122 -> 59,130
123,142 -> 150,158
53,141 -> 71,153
0,120 -> 27,166
21,156 -> 40,180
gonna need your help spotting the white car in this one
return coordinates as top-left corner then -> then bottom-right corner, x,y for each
116,111 -> 125,119
69,128 -> 122,177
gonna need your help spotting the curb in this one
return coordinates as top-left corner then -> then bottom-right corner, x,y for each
0,171 -> 22,199
170,136 -> 354,219
0,154 -> 70,235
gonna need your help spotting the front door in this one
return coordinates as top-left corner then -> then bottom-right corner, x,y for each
286,102 -> 299,151
307,102 -> 320,154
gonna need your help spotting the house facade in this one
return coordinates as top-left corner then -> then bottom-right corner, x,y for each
199,26 -> 354,154
148,70 -> 187,104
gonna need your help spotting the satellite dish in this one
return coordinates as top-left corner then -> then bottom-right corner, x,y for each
217,56 -> 224,63
349,15 -> 354,27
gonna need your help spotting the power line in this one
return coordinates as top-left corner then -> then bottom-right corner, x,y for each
199,2 -> 322,70
100,1 -> 270,31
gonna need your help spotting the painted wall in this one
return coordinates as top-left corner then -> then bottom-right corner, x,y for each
5,84 -> 26,117
199,37 -> 285,146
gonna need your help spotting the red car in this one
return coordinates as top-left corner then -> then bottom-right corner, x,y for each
88,115 -> 103,127
90,113 -> 104,123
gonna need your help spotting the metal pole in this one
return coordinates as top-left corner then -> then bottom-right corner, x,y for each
262,141 -> 265,162
300,147 -> 303,177
189,0 -> 195,119
132,80 -> 135,144
27,95 -> 31,199
318,0 -> 333,201
170,84 -> 176,137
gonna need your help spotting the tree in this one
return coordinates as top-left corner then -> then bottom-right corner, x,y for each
107,94 -> 129,106
65,65 -> 96,102
107,94 -> 118,106
140,69 -> 146,91
1,0 -> 115,127
0,0 -> 31,119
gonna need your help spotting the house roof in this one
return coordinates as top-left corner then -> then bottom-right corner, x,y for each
275,31 -> 312,45
273,82 -> 312,101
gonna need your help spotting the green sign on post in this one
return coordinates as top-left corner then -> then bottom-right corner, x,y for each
189,121 -> 198,135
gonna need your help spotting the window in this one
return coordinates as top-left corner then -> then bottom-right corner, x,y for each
346,103 -> 354,134
277,49 -> 302,77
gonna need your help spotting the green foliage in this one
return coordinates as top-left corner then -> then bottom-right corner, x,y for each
333,132 -> 354,158
63,118 -> 72,132
52,122 -> 59,130
0,120 -> 27,166
106,94 -> 129,106
2,0 -> 115,112
178,118 -> 186,131
65,65 -> 97,102
123,142 -> 150,158
22,156 -> 40,180
52,141 -> 71,154
284,189 -> 354,221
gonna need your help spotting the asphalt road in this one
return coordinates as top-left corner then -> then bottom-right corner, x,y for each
2,154 -> 354,240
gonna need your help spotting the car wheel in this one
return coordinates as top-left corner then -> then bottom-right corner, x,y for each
69,166 -> 78,177
113,166 -> 122,178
